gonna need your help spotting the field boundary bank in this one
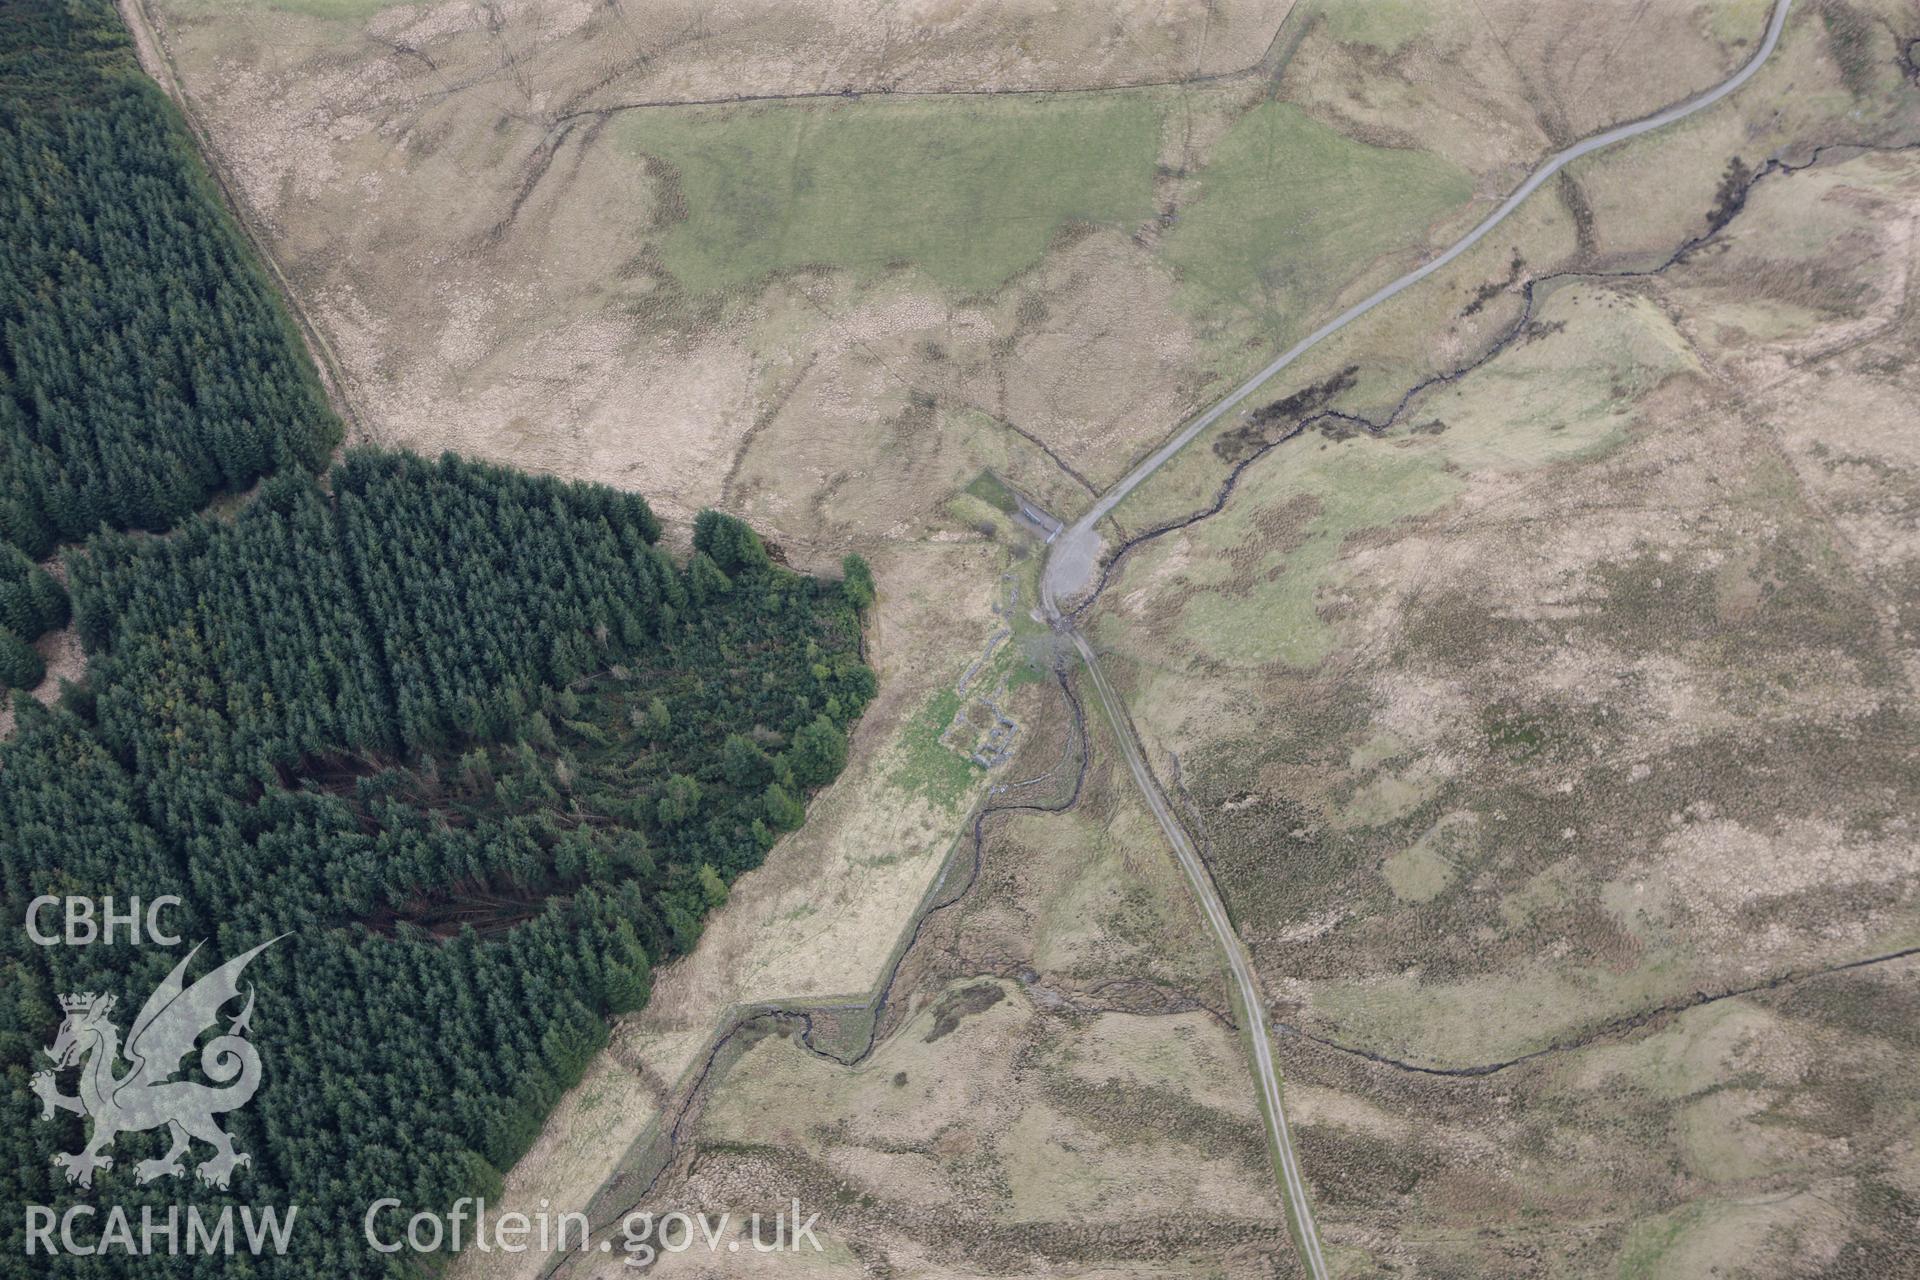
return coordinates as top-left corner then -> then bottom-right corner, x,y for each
1279,946 -> 1920,1078
1053,132 -> 1920,1280
1042,9 -> 1821,1277
548,3 -> 1306,127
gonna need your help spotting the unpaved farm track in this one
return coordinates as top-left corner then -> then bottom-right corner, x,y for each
1069,627 -> 1332,1278
117,0 -> 1833,1272
1077,135 -> 1920,620
1041,5 -> 1799,1276
1041,0 -> 1798,614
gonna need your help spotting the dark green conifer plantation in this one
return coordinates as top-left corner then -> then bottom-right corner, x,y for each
7,455 -> 875,1276
0,543 -> 66,688
0,0 -> 339,558
0,3 -> 878,1274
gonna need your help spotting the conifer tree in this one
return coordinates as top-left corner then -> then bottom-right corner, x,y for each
841,552 -> 876,610
0,628 -> 43,689
789,714 -> 850,788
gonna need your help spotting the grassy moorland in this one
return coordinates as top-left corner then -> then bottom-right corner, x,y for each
621,95 -> 1161,296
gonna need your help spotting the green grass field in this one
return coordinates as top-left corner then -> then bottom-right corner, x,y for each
886,686 -> 980,807
1317,0 -> 1434,52
1106,278 -> 1677,670
621,95 -> 1161,296
1162,102 -> 1473,332
1173,443 -> 1463,668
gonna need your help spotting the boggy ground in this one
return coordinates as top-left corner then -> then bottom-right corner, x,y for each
135,0 -> 1780,528
115,0 -> 1920,1275
555,664 -> 1302,1280
1088,8 -> 1920,1273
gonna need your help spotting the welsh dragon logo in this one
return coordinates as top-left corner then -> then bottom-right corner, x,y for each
30,938 -> 279,1190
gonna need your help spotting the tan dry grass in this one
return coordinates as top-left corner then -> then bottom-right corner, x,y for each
448,538 -> 1032,1280
1089,131 -> 1920,1271
138,0 -> 1803,532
